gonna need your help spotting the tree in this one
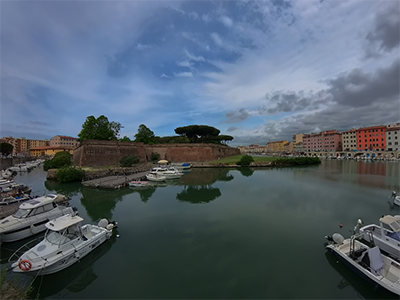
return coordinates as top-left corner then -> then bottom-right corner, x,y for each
0,143 -> 13,156
78,115 -> 123,142
174,125 -> 220,143
212,135 -> 234,145
119,136 -> 131,142
134,124 -> 155,144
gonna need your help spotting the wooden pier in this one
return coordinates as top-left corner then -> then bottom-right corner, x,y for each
81,171 -> 149,189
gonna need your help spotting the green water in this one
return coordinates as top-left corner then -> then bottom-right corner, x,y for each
1,160 -> 399,299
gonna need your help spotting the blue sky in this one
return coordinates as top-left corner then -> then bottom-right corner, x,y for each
1,0 -> 399,146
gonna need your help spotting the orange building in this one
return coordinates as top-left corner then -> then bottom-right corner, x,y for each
356,125 -> 386,151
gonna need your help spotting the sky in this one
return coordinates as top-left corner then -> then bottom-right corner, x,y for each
1,0 -> 399,147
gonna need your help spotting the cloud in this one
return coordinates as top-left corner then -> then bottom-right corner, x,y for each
326,59 -> 399,107
365,3 -> 400,55
225,109 -> 250,123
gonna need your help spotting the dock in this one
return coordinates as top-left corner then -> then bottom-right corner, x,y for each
81,171 -> 149,189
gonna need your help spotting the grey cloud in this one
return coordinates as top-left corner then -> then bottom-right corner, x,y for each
227,126 -> 238,132
326,59 -> 399,107
259,90 -> 328,114
366,3 -> 400,53
225,108 -> 250,123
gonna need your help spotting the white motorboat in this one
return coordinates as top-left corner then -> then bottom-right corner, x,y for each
10,212 -> 117,275
128,180 -> 151,188
146,173 -> 166,182
0,193 -> 31,206
394,196 -> 400,207
0,194 -> 74,243
357,215 -> 400,260
149,167 -> 183,179
0,179 -> 16,190
325,233 -> 400,296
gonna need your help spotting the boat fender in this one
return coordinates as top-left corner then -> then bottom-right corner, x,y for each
18,260 -> 32,271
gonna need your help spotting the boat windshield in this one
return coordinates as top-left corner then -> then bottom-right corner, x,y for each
45,225 -> 81,245
13,208 -> 32,219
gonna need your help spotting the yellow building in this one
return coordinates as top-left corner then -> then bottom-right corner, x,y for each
266,140 -> 289,152
29,146 -> 74,157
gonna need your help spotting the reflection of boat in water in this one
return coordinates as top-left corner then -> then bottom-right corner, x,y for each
129,180 -> 151,188
29,233 -> 117,299
324,250 -> 394,299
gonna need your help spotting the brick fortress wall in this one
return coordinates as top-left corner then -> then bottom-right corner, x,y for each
73,140 -> 240,167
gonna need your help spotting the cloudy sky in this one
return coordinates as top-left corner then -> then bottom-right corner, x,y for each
1,0 -> 399,146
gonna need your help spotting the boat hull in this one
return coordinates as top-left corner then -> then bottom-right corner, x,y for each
12,226 -> 112,275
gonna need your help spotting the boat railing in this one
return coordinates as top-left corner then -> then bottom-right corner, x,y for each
8,236 -> 43,263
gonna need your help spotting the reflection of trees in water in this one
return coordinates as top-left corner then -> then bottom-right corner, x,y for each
238,168 -> 254,177
44,180 -> 81,197
136,187 -> 157,203
30,235 -> 116,299
181,168 -> 233,185
80,188 -> 125,221
176,185 -> 221,204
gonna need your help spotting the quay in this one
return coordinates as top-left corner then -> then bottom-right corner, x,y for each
81,171 -> 149,189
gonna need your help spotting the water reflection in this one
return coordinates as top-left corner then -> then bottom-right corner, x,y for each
238,167 -> 254,177
324,251 -> 394,299
181,168 -> 233,185
44,179 -> 81,197
177,185 -> 221,204
30,235 -> 117,299
294,160 -> 400,191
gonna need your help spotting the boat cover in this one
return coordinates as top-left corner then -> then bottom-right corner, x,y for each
365,246 -> 384,275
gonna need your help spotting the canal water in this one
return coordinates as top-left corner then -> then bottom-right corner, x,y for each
1,159 -> 399,299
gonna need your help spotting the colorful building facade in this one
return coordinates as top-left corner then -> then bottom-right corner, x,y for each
356,125 -> 386,151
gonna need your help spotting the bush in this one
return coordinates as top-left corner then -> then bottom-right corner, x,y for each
237,155 -> 254,166
56,166 -> 85,183
120,155 -> 139,167
150,152 -> 160,161
43,151 -> 71,171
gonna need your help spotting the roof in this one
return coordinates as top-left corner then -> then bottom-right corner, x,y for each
29,146 -> 73,150
46,214 -> 83,231
19,194 -> 57,209
380,215 -> 400,232
51,135 -> 78,140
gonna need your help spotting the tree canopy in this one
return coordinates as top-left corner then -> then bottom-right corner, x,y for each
78,115 -> 122,142
0,142 -> 13,156
134,124 -> 156,144
174,125 -> 221,143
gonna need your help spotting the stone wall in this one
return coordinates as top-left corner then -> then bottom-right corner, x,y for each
72,140 -> 147,167
72,140 -> 240,167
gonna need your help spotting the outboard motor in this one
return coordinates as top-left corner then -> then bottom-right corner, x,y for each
325,233 -> 344,244
98,219 -> 118,230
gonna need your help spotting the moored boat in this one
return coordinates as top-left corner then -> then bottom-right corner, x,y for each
357,215 -> 400,260
146,173 -> 166,182
128,180 -> 151,188
0,194 -> 73,242
10,212 -> 117,275
325,233 -> 400,296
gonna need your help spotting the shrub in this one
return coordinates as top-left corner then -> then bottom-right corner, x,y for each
56,166 -> 85,183
43,151 -> 71,171
237,155 -> 254,166
150,152 -> 160,161
120,155 -> 139,167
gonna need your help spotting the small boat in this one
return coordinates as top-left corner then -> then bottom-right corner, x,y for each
10,212 -> 117,275
390,191 -> 400,206
325,233 -> 400,296
128,180 -> 151,188
357,215 -> 400,260
149,167 -> 183,179
0,193 -> 31,206
0,194 -> 74,243
146,173 -> 166,182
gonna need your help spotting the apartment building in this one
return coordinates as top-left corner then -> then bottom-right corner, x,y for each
266,140 -> 289,152
386,127 -> 400,151
50,135 -> 79,149
342,129 -> 357,151
303,132 -> 322,151
0,137 -> 49,156
357,125 -> 386,151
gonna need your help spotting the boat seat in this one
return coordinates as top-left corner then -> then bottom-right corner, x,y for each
385,263 -> 400,283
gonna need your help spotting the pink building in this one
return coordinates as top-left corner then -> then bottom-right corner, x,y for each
303,130 -> 342,152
